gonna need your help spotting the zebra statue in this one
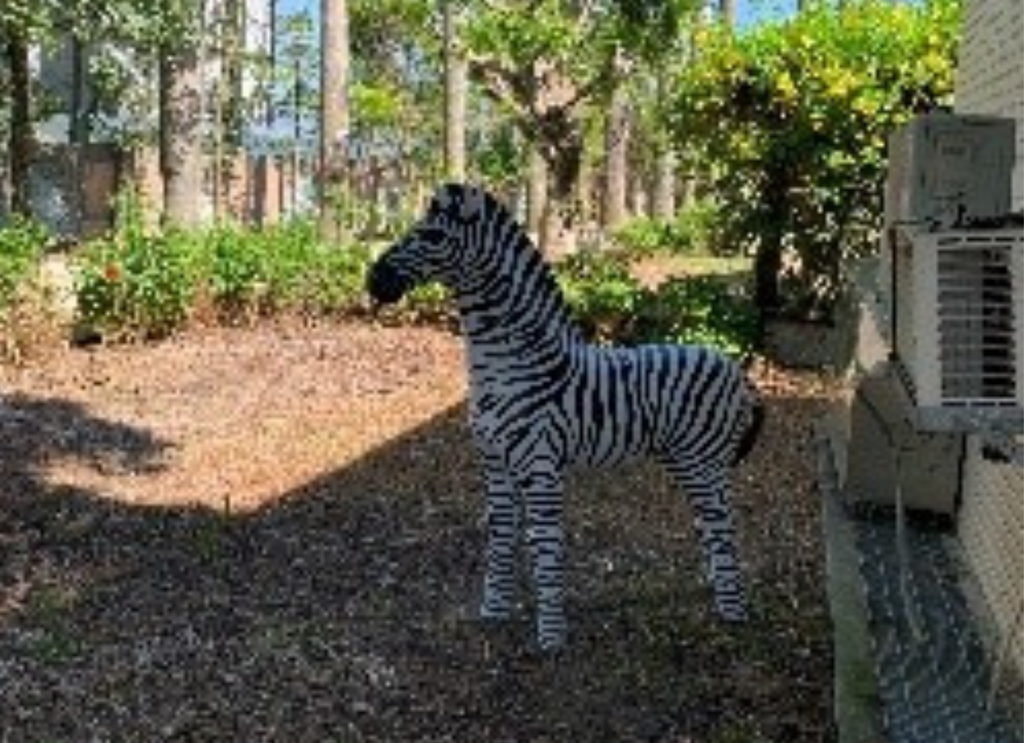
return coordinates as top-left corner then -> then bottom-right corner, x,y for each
367,183 -> 764,652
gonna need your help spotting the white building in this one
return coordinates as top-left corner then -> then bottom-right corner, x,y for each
951,0 -> 1024,689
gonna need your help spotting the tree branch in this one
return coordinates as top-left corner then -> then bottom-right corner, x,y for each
467,53 -> 535,118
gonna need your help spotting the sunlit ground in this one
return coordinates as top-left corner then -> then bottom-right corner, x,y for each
1,321 -> 467,512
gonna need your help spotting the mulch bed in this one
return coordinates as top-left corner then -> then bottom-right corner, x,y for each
0,320 -> 838,743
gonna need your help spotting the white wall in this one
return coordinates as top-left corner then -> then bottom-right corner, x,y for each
955,0 -> 1024,211
953,0 -> 1024,685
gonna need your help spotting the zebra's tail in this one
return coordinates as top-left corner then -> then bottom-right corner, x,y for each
732,389 -> 765,467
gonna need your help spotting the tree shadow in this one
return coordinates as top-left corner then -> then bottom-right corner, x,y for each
0,386 -> 835,743
1,393 -> 170,624
1,393 -> 168,488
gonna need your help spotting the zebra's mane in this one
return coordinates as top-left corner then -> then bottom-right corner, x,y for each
468,189 -> 581,339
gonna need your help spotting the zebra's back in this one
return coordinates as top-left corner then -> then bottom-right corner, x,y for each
563,343 -> 753,470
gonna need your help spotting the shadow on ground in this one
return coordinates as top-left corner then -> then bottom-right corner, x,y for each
0,385 -> 834,743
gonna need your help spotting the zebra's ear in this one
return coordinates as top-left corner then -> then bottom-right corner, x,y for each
458,185 -> 486,222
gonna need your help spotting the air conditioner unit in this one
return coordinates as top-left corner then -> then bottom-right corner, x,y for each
885,112 -> 1015,229
891,225 -> 1024,432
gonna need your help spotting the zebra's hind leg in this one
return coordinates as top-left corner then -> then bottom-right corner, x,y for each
663,459 -> 748,623
479,452 -> 521,622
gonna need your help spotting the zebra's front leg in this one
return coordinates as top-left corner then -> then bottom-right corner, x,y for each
665,461 -> 748,622
479,451 -> 521,623
518,469 -> 568,652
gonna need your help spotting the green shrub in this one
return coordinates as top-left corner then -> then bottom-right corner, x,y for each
68,208 -> 756,357
259,220 -> 322,307
74,209 -> 379,337
0,217 -> 48,316
634,276 -> 759,358
75,228 -> 201,339
555,250 -> 757,357
205,224 -> 267,312
558,251 -> 642,341
74,186 -> 201,339
296,242 -> 374,314
207,220 -> 372,316
613,201 -> 722,256
613,217 -> 667,255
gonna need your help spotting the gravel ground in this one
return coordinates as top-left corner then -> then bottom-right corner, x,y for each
0,320 -> 838,743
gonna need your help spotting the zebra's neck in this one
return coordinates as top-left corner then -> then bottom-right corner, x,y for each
453,229 -> 583,371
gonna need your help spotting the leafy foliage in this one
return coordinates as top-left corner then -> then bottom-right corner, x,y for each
0,217 -> 48,317
559,251 -> 641,339
75,228 -> 201,340
632,275 -> 758,356
68,207 -> 755,356
612,200 -> 721,256
671,0 -> 962,318
73,190 -> 376,338
558,251 -> 757,357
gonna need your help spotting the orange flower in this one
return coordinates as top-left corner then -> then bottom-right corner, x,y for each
104,263 -> 122,282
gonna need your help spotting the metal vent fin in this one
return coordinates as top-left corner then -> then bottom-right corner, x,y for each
936,239 -> 1018,405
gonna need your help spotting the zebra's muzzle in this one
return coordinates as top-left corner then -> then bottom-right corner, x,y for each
367,261 -> 410,305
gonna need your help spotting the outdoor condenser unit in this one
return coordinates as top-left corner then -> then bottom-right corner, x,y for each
885,112 -> 1016,229
891,225 -> 1024,432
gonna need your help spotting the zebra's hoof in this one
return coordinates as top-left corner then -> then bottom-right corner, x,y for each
535,629 -> 569,655
479,605 -> 515,623
716,607 -> 749,624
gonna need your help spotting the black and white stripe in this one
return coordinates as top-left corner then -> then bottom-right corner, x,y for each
368,183 -> 763,651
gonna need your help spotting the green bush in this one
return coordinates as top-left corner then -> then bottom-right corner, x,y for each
75,228 -> 201,339
558,251 -> 642,341
205,224 -> 267,312
296,241 -> 375,314
74,211 -> 380,337
0,217 -> 48,316
556,251 -> 757,357
74,186 -> 201,339
69,212 -> 756,357
633,277 -> 759,358
613,201 -> 722,256
205,220 -> 373,316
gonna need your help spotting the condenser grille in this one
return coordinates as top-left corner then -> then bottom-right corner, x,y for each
935,239 -> 1018,405
891,227 -> 1023,430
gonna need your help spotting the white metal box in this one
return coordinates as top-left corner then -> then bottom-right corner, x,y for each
891,225 -> 1024,431
885,113 -> 1016,229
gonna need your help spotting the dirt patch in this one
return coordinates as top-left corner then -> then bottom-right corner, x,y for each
0,320 -> 837,742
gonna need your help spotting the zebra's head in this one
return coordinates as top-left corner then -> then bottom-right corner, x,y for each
367,183 -> 500,304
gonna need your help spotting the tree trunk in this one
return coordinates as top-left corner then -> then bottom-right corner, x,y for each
69,37 -> 90,145
253,0 -> 277,225
467,50 -> 583,255
629,170 -> 649,219
160,42 -> 206,227
754,166 -> 788,318
651,70 -> 675,220
7,30 -> 32,217
319,0 -> 350,242
214,0 -> 245,220
602,84 -> 629,231
719,0 -> 736,28
541,138 -> 582,258
442,0 -> 467,182
577,149 -> 594,232
526,147 -> 546,239
652,147 -> 675,220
